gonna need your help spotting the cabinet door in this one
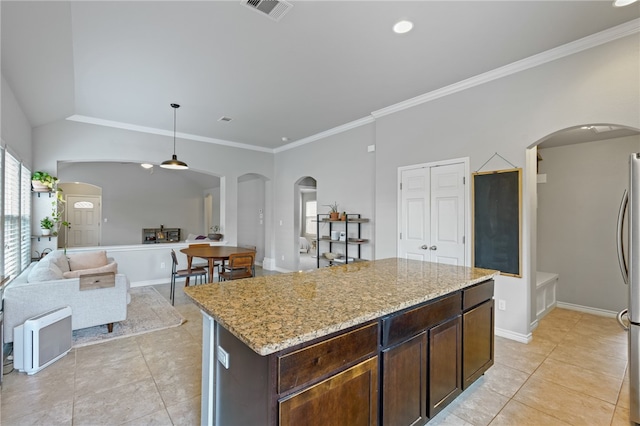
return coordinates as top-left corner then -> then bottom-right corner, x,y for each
382,332 -> 427,426
463,299 -> 494,389
279,357 -> 378,426
428,315 -> 461,418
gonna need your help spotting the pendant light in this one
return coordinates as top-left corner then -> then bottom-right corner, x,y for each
160,103 -> 188,170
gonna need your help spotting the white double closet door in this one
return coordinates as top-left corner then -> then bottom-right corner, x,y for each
398,160 -> 467,266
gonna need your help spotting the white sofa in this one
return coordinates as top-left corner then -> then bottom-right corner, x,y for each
3,250 -> 130,343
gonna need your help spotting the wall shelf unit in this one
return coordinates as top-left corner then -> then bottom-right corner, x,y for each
32,190 -> 58,256
316,214 -> 369,268
142,227 -> 181,244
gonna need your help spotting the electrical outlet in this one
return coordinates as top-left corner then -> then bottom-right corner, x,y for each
218,346 -> 230,369
498,299 -> 506,311
160,262 -> 165,269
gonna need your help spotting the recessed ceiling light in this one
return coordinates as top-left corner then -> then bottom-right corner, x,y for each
141,163 -> 153,169
282,137 -> 289,142
613,0 -> 638,7
393,20 -> 413,34
218,116 -> 232,122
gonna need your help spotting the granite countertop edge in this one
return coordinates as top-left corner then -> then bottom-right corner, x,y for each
185,259 -> 498,356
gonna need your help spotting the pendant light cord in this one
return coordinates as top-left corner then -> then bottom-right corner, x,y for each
173,105 -> 177,155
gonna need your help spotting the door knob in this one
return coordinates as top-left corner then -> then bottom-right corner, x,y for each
429,245 -> 437,250
421,245 -> 428,250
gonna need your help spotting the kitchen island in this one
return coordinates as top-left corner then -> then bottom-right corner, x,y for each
185,258 -> 498,426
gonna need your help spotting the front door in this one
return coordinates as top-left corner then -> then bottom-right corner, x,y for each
399,161 -> 466,266
66,195 -> 101,247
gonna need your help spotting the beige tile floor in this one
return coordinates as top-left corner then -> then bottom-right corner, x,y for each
0,281 -> 633,425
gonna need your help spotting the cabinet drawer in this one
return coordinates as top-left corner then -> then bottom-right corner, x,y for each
382,293 -> 461,348
462,280 -> 494,311
278,322 -> 378,394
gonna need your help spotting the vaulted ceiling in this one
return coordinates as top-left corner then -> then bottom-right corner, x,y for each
2,1 -> 639,151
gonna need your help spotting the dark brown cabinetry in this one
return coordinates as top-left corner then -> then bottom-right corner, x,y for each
382,333 -> 427,426
462,280 -> 494,389
381,293 -> 462,424
380,280 -> 494,426
279,357 -> 379,426
277,323 -> 379,426
205,279 -> 494,426
428,316 -> 461,418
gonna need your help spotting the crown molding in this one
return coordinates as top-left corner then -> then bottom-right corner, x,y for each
67,19 -> 639,155
371,18 -> 640,119
66,115 -> 274,153
274,116 -> 375,153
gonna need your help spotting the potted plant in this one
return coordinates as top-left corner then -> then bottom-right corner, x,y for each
341,211 -> 347,221
31,171 -> 59,192
324,202 -> 340,220
208,225 -> 223,241
40,216 -> 54,236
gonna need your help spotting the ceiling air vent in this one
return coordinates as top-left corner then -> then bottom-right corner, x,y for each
243,0 -> 293,21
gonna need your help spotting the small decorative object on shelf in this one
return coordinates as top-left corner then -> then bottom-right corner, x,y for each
208,225 -> 223,241
341,212 -> 347,221
31,171 -> 59,192
40,217 -> 54,236
324,202 -> 339,220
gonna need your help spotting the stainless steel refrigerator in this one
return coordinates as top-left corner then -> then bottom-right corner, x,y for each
617,152 -> 640,425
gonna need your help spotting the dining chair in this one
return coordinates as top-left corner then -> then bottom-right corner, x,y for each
188,243 -> 213,270
170,249 -> 208,305
219,252 -> 256,282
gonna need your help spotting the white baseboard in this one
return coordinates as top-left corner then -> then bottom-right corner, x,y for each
556,302 -> 618,318
495,327 -> 532,344
262,257 -> 276,271
130,278 -> 169,288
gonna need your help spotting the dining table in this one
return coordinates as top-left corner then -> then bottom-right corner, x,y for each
180,246 -> 254,284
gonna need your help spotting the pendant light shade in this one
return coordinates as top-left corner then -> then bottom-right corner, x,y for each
161,103 -> 188,170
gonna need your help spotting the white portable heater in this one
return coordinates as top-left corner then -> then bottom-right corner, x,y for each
14,306 -> 72,375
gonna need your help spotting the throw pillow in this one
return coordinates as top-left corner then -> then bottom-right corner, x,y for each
68,250 -> 108,271
62,261 -> 118,279
27,259 -> 64,282
48,250 -> 70,273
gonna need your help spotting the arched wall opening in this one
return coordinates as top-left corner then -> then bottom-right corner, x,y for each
527,124 -> 640,326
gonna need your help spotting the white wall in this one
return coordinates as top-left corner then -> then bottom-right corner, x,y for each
32,119 -> 275,252
237,174 -> 267,263
57,162 -> 218,245
273,124 -> 376,271
372,34 -> 639,339
537,135 -> 640,313
1,74 -> 32,166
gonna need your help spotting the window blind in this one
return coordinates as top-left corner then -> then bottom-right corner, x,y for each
21,164 -> 32,268
4,152 -> 21,278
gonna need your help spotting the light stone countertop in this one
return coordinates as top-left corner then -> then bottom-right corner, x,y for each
184,258 -> 498,356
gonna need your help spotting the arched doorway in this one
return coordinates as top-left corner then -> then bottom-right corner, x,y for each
528,124 -> 640,322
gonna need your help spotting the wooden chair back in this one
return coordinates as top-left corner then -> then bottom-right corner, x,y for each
222,252 -> 256,280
